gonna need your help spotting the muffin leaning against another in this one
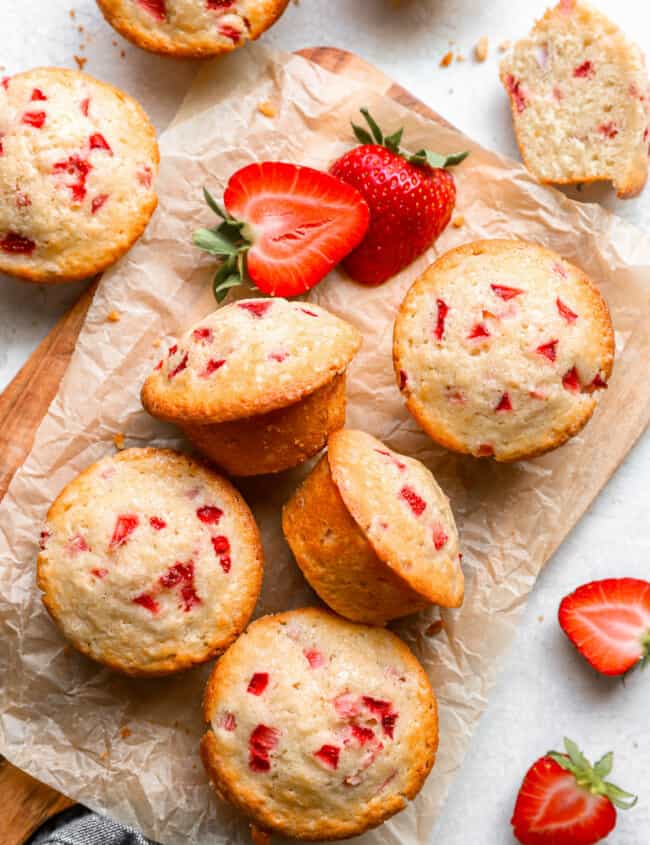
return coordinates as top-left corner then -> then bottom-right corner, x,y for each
393,239 -> 614,462
500,0 -> 650,198
96,0 -> 291,59
141,298 -> 362,476
37,448 -> 263,676
283,429 -> 463,625
201,607 -> 438,841
0,67 -> 158,283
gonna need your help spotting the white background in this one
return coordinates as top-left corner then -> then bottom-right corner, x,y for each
1,1 -> 648,843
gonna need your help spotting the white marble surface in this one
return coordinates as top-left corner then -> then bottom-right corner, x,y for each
1,1 -> 649,843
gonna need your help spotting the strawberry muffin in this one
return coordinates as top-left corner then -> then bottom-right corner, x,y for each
37,448 -> 263,676
393,240 -> 614,462
96,0 -> 290,59
200,607 -> 438,840
282,430 -> 463,625
141,299 -> 362,476
500,0 -> 650,198
0,68 -> 158,283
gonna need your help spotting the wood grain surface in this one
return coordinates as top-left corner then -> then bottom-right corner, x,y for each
0,47 -> 444,845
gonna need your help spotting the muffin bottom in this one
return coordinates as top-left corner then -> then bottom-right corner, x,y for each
282,455 -> 431,626
183,374 -> 346,477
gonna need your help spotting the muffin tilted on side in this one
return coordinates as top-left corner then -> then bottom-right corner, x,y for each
96,0 -> 290,59
283,429 -> 463,625
200,607 -> 438,840
141,298 -> 362,476
37,448 -> 263,676
393,240 -> 614,462
500,0 -> 650,198
0,67 -> 158,283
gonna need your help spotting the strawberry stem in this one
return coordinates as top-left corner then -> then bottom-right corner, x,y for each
548,739 -> 637,810
351,107 -> 469,169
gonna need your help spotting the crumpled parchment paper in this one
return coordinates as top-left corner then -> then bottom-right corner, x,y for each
1,46 -> 650,845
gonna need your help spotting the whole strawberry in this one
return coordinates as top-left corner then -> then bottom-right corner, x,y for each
512,738 -> 637,845
330,108 -> 468,286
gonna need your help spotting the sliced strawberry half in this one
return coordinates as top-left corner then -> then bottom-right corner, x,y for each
512,738 -> 636,845
559,578 -> 650,676
192,162 -> 369,301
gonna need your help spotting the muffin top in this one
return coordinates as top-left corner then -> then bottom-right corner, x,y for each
393,240 -> 614,461
37,448 -> 263,676
141,298 -> 362,424
96,0 -> 290,58
201,607 -> 438,840
0,67 -> 158,283
328,429 -> 463,608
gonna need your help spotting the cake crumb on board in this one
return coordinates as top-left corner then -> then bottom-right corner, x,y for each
474,36 -> 489,62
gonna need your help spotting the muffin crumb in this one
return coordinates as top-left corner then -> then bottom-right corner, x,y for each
452,215 -> 465,228
474,36 -> 489,62
106,310 -> 121,323
426,619 -> 444,637
113,432 -> 125,450
120,726 -> 132,739
440,51 -> 454,68
257,101 -> 276,118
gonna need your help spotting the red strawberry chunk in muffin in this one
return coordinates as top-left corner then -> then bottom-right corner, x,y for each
314,744 -> 340,770
137,0 -> 166,20
248,672 -> 269,695
557,297 -> 578,323
334,693 -> 362,718
168,352 -> 189,380
432,524 -> 448,551
201,358 -> 226,377
219,25 -> 241,43
399,369 -> 408,390
133,592 -> 160,613
197,505 -> 223,524
599,122 -> 619,139
159,561 -> 201,612
468,322 -> 490,339
1,232 -> 36,254
495,392 -> 513,412
192,327 -> 213,343
399,486 -> 426,516
362,696 -> 398,738
573,60 -> 595,78
80,97 -> 90,117
65,534 -> 90,556
22,111 -> 46,128
89,133 -> 113,155
30,88 -> 47,101
149,516 -> 166,530
562,366 -> 581,392
219,711 -> 237,731
536,339 -> 558,362
491,283 -> 523,300
207,0 -> 234,8
91,194 -> 109,215
91,568 -> 108,579
351,725 -> 375,745
304,649 -> 325,668
52,155 -> 92,202
434,299 -> 449,341
211,535 -> 230,554
249,724 -> 279,772
504,74 -> 528,112
238,301 -> 272,318
110,514 -> 139,549
39,530 -> 50,550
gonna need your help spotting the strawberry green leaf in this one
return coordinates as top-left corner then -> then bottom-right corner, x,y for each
548,740 -> 637,812
384,128 -> 403,154
564,737 -> 590,771
409,149 -> 470,169
360,107 -> 384,145
603,782 -> 638,810
352,123 -> 374,145
193,228 -> 239,255
594,752 -> 614,780
203,186 -> 227,220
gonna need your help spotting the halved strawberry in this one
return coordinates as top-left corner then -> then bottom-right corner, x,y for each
329,108 -> 468,286
512,738 -> 636,845
559,578 -> 650,676
192,162 -> 369,301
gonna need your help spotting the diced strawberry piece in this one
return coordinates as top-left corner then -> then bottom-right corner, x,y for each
0,135 -> 4,156
249,724 -> 279,772
192,327 -> 213,343
211,535 -> 230,554
314,744 -> 340,770
89,133 -> 113,154
477,443 -> 494,457
168,344 -> 178,356
197,506 -> 223,524
149,516 -> 166,530
180,582 -> 201,612
110,514 -> 139,549
557,297 -> 578,323
505,74 -> 528,112
15,192 -> 31,208
573,60 -> 595,78
30,88 -> 47,101
53,155 -> 92,202
80,97 -> 90,116
137,0 -> 166,20
432,524 -> 448,551
536,339 -> 558,362
66,534 -> 90,555
334,693 -> 361,718
447,388 -> 465,404
133,593 -> 160,613
137,166 -> 153,188
160,561 -> 190,589
434,298 -> 448,341
202,358 -> 226,377
247,672 -> 269,695
91,194 -> 109,215
269,351 -> 288,362
562,367 -> 581,392
304,649 -> 325,668
598,122 -> 618,139
219,24 -> 241,42
400,486 -> 426,516
219,554 -> 231,574
559,578 -> 650,676
553,261 -> 568,278
529,389 -> 547,400
1,77 -> 9,90
299,307 -> 319,317
168,352 -> 188,379
154,359 -> 163,371
39,530 -> 50,550
92,568 -> 109,578
219,711 -> 237,731
468,322 -> 490,339
207,0 -> 234,8
374,448 -> 405,470
496,392 -> 513,412
351,725 -> 375,745
381,712 -> 398,739
1,232 -> 36,255
491,283 -> 523,300
590,373 -> 608,390
22,111 -> 46,128
399,369 -> 408,390
238,301 -> 272,318
362,696 -> 391,716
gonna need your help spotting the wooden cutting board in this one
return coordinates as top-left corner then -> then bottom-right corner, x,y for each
0,46 -> 449,845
